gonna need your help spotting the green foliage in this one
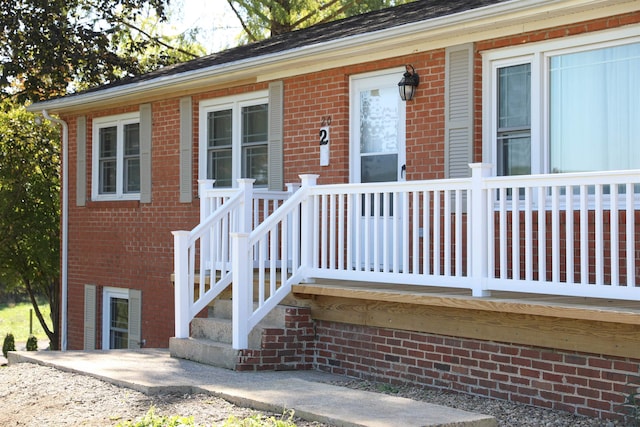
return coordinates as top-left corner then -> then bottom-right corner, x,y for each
228,0 -> 413,41
115,408 -> 298,427
0,98 -> 60,349
220,411 -> 297,427
115,407 -> 195,427
0,301 -> 51,343
0,0 -> 205,103
2,333 -> 16,358
26,335 -> 37,351
619,370 -> 640,426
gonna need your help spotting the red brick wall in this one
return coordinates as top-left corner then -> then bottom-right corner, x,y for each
236,306 -> 315,371
314,320 -> 639,421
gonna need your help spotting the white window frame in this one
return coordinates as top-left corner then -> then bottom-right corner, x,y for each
198,91 -> 269,187
101,287 -> 129,350
91,112 -> 141,201
482,27 -> 640,176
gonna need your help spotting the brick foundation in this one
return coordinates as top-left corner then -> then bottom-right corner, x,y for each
235,307 -> 316,371
313,320 -> 638,422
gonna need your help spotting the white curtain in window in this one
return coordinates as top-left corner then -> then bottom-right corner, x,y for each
550,42 -> 640,173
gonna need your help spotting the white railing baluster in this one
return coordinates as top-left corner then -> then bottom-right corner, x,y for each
433,190 -> 441,276
537,185 -> 546,282
512,185 -> 520,280
580,185 -> 588,284
412,191 -> 420,274
595,184 -> 604,285
444,189 -> 451,277
524,187 -> 533,281
551,186 -> 559,284
610,184 -> 619,286
626,183 -> 635,287
454,189 -> 462,277
423,190 -> 430,275
338,194 -> 345,271
566,185 -> 574,284
499,187 -> 506,280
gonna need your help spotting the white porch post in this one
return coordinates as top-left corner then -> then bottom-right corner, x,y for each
299,175 -> 318,282
173,230 -> 191,338
231,232 -> 250,349
470,163 -> 492,297
237,179 -> 255,233
231,179 -> 254,350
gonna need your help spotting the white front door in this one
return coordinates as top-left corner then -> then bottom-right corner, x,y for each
351,69 -> 406,270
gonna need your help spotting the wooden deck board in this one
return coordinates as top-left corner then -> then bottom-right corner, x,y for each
292,280 -> 640,325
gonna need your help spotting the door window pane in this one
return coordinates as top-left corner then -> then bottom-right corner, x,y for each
360,87 -> 399,155
549,42 -> 640,173
109,297 -> 128,349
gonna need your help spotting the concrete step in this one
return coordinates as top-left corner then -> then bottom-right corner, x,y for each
191,317 -> 265,349
211,299 -> 287,328
169,337 -> 239,370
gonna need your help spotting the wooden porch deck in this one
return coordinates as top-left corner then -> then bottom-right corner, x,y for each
288,280 -> 640,359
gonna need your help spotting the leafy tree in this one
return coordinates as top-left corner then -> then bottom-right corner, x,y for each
0,99 -> 60,349
0,0 -> 201,103
226,0 -> 412,42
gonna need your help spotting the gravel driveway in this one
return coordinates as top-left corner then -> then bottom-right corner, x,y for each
0,359 -> 625,426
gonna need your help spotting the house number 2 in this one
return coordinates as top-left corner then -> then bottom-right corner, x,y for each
319,116 -> 331,166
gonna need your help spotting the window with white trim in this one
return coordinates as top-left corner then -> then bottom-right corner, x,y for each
484,29 -> 640,176
92,112 -> 140,200
199,92 -> 269,187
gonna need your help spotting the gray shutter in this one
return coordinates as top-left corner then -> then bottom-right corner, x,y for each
179,96 -> 193,203
139,103 -> 152,203
268,81 -> 284,191
445,44 -> 474,179
76,116 -> 87,206
127,289 -> 142,349
83,284 -> 96,350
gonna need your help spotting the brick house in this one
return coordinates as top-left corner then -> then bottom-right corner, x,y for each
29,0 -> 640,421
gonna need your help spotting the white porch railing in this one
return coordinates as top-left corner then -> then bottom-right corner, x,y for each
173,164 -> 640,348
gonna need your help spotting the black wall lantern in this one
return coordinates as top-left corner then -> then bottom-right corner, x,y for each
398,64 -> 419,101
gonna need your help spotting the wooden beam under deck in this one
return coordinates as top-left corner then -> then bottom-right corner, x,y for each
291,280 -> 640,359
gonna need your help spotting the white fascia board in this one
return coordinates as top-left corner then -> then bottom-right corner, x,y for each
28,0 -> 634,114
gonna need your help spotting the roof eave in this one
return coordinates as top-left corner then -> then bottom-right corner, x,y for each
28,0 -> 636,114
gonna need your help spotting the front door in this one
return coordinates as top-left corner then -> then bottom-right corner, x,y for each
351,69 -> 406,270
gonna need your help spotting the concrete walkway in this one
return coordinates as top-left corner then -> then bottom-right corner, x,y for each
8,349 -> 496,427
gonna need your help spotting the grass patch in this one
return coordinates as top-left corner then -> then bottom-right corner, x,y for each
0,301 -> 50,345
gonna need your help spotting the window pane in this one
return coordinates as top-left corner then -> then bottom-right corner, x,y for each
242,145 -> 268,186
124,158 -> 140,193
99,127 -> 117,157
497,64 -> 531,176
99,160 -> 116,194
123,123 -> 140,193
550,42 -> 640,173
124,123 -> 139,155
498,64 -> 531,129
208,149 -> 232,187
498,133 -> 531,176
242,104 -> 268,144
241,104 -> 268,186
208,110 -> 232,148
